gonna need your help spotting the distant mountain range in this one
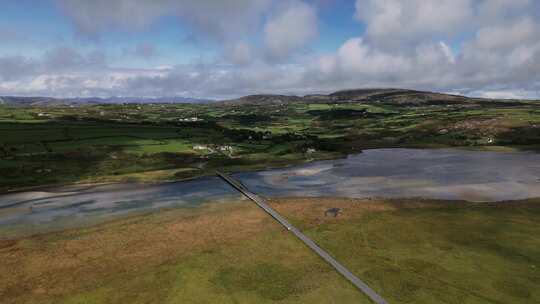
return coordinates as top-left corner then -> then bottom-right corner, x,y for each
224,88 -> 540,106
0,96 -> 214,106
221,88 -> 497,106
0,88 -> 532,107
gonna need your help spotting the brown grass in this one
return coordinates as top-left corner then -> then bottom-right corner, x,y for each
267,197 -> 452,229
0,200 -> 283,303
2,196 -> 529,304
0,197 -> 425,303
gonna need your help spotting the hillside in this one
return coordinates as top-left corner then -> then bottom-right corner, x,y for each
326,88 -> 471,105
2,89 -> 534,107
223,88 -> 491,106
219,94 -> 304,105
0,96 -> 214,106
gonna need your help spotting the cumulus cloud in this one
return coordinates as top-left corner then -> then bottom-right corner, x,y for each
438,42 -> 456,64
310,38 -> 465,92
43,47 -> 107,70
0,47 -> 115,96
318,38 -> 410,77
55,0 -> 167,35
264,1 -> 318,59
1,1 -> 540,99
342,0 -> 540,97
477,0 -> 532,21
0,47 -> 106,83
480,90 -> 526,99
225,42 -> 253,65
0,56 -> 37,81
355,0 -> 473,48
474,18 -> 539,51
55,0 -> 272,41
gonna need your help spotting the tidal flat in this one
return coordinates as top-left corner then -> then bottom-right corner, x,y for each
3,148 -> 540,239
1,197 -> 539,304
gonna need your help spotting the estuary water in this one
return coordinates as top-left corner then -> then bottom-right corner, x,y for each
1,148 -> 540,237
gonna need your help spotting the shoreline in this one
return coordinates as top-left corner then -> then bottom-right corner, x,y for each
0,197 -> 244,241
1,145 -> 534,196
3,146 -> 540,242
2,195 -> 539,241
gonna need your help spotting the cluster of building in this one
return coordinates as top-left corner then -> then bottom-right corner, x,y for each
178,117 -> 203,122
193,144 -> 234,154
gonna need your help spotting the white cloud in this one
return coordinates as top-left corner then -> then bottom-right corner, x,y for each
0,56 -> 37,81
42,47 -> 107,70
264,1 -> 318,59
56,0 -> 272,40
2,1 -> 540,99
355,0 -> 473,47
508,42 -> 540,67
330,37 -> 410,75
439,42 -> 456,64
55,0 -> 169,35
477,0 -> 531,21
478,90 -> 533,100
225,42 -> 253,65
415,43 -> 454,66
475,18 -> 539,50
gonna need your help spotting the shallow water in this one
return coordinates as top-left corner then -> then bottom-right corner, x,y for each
1,148 -> 540,237
0,177 -> 242,238
237,148 -> 540,201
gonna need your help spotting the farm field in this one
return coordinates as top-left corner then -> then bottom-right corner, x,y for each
2,94 -> 540,192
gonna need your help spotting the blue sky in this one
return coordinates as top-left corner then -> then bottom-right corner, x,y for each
0,0 -> 361,64
0,0 -> 539,99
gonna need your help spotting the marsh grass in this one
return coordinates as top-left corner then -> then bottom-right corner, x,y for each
1,197 -> 539,303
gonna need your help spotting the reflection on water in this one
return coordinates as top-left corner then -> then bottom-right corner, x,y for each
0,177 -> 242,238
1,148 -> 540,238
237,149 -> 540,201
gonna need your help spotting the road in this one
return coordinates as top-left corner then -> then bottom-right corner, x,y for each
216,171 -> 388,304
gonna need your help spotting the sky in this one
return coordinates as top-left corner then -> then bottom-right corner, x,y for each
0,0 -> 539,99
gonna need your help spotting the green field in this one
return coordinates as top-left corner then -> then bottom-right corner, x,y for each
1,99 -> 540,191
1,197 -> 538,303
282,198 -> 540,303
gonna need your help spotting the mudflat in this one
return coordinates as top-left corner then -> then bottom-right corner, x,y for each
1,197 -> 539,303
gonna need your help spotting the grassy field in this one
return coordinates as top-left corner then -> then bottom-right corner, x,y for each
1,197 -> 539,303
1,99 -> 540,191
